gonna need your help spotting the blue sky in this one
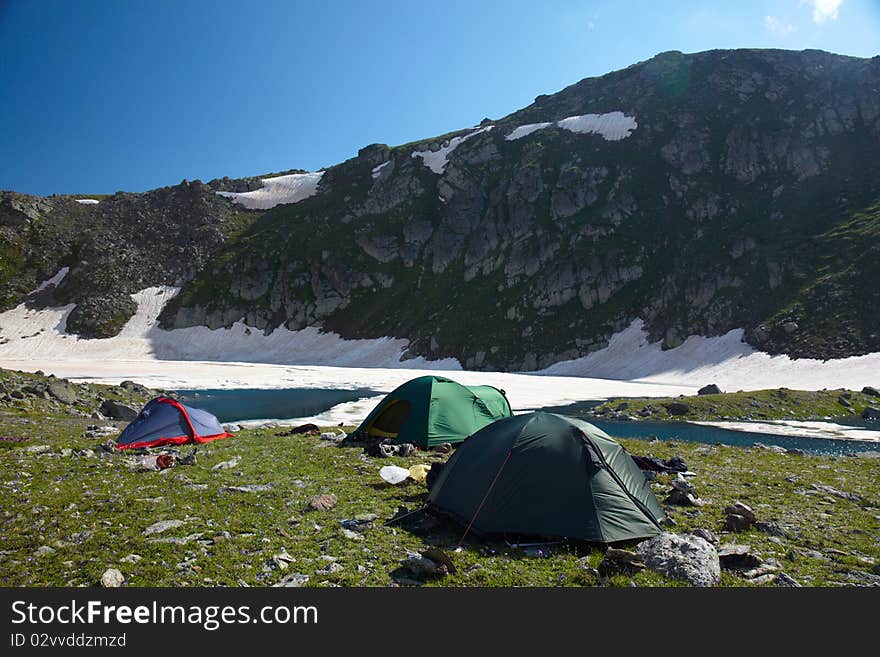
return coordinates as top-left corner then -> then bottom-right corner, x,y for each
1,0 -> 877,195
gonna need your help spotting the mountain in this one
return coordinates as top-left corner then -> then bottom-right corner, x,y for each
1,48 -> 879,371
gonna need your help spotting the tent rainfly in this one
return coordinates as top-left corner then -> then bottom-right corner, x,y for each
350,375 -> 512,448
428,412 -> 664,543
115,396 -> 232,450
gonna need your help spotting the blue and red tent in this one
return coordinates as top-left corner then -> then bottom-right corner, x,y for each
115,396 -> 232,450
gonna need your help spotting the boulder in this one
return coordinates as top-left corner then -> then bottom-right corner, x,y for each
698,384 -> 721,395
47,380 -> 78,404
862,386 -> 880,398
99,400 -> 138,421
862,407 -> 880,421
724,501 -> 756,523
635,532 -> 720,586
717,543 -> 763,570
665,402 -> 690,416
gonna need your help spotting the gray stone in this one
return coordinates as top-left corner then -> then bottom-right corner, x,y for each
862,386 -> 880,398
274,573 -> 309,587
862,407 -> 880,421
100,568 -> 125,588
144,519 -> 186,535
636,532 -> 720,586
47,380 -> 78,404
99,400 -> 138,421
697,384 -> 721,395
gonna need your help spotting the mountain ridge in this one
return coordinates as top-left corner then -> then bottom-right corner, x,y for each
1,48 -> 878,370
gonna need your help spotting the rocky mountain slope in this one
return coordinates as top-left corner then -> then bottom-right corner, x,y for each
2,48 -> 879,370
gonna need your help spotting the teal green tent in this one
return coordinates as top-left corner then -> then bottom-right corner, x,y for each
429,412 -> 664,543
350,376 -> 512,448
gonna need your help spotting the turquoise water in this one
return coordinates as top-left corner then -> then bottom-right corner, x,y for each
173,388 -> 381,423
172,388 -> 877,456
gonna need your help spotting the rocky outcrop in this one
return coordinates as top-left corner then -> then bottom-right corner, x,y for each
3,49 -> 879,370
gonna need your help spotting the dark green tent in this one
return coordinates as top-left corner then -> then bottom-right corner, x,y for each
350,375 -> 512,448
428,412 -> 664,543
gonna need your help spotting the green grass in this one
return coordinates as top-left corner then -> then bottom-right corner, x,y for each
1,398 -> 878,587
587,388 -> 880,422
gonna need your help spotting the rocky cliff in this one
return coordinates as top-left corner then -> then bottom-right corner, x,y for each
2,49 -> 879,369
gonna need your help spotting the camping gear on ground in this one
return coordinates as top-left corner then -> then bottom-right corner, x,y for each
379,465 -> 411,485
408,464 -> 431,484
428,412 -> 665,544
631,454 -> 689,474
138,453 -> 175,471
350,375 -> 512,448
116,396 -> 232,450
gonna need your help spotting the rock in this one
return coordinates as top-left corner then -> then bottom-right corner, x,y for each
665,402 -> 690,416
120,554 -> 142,564
274,573 -> 309,587
717,543 -> 763,570
144,519 -> 186,535
221,484 -> 273,493
838,396 -> 852,408
862,407 -> 880,421
47,380 -> 78,404
698,384 -> 721,395
862,386 -> 880,398
223,424 -> 241,433
665,488 -> 704,507
25,444 -> 51,454
754,442 -> 787,454
341,528 -> 364,541
775,572 -> 802,587
635,532 -> 721,587
401,552 -> 447,578
99,400 -> 138,421
271,549 -> 294,570
755,521 -> 788,537
34,545 -> 56,557
599,548 -> 646,574
692,528 -> 719,545
724,501 -> 756,523
307,493 -> 338,512
316,562 -> 343,575
724,514 -> 754,532
212,457 -> 240,470
100,568 -> 125,588
811,484 -> 863,503
782,321 -> 799,333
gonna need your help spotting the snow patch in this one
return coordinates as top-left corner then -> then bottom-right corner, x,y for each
695,420 -> 880,443
216,171 -> 324,210
504,122 -> 552,141
505,111 -> 637,141
540,319 -> 880,392
411,125 -> 493,174
0,285 -> 459,369
371,161 -> 391,179
75,199 -> 99,205
32,267 -> 69,294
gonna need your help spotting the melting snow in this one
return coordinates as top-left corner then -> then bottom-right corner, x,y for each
0,285 -> 458,369
371,161 -> 391,179
411,125 -> 494,174
32,266 -> 69,294
75,199 -> 99,205
504,122 -> 553,141
216,171 -> 324,210
505,111 -> 637,141
540,318 -> 880,392
2,275 -> 879,440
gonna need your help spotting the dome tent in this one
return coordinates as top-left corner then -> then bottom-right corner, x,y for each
428,412 -> 664,543
350,375 -> 512,448
115,396 -> 232,450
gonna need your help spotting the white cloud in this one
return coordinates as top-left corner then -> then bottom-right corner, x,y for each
808,0 -> 843,24
764,15 -> 799,36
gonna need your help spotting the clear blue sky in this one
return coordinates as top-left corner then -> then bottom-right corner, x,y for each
1,0 -> 877,195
